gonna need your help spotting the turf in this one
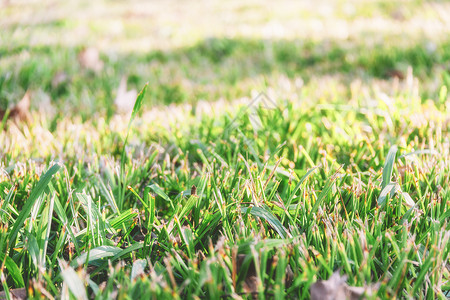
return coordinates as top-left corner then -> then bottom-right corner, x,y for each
0,0 -> 449,299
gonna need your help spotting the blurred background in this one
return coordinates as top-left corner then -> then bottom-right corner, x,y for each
1,0 -> 450,119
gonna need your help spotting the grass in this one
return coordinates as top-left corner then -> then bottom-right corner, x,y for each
2,38 -> 450,118
1,0 -> 450,299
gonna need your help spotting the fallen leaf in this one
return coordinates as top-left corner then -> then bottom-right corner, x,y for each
0,91 -> 31,123
346,284 -> 380,300
385,69 -> 404,80
190,185 -> 197,196
78,47 -> 104,73
114,76 -> 137,114
237,254 -> 259,295
310,271 -> 348,300
0,288 -> 27,300
51,71 -> 69,89
131,259 -> 147,281
390,8 -> 405,21
310,270 -> 378,300
242,275 -> 259,296
236,254 -> 294,296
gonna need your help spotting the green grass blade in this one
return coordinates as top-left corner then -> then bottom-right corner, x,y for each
40,193 -> 55,269
130,83 -> 148,124
59,259 -> 88,300
119,83 -> 149,211
377,183 -> 400,207
70,246 -> 122,267
381,145 -> 398,189
149,184 -> 174,209
112,242 -> 144,262
144,186 -> 155,228
4,256 -> 24,288
52,195 -> 81,256
178,195 -> 198,221
86,242 -> 145,278
108,208 -> 137,229
0,278 -> 11,300
8,163 -> 62,252
286,165 -> 319,207
311,175 -> 337,214
97,177 -> 119,214
242,206 -> 288,238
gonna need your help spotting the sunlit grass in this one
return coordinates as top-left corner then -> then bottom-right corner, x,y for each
1,77 -> 449,298
0,0 -> 450,298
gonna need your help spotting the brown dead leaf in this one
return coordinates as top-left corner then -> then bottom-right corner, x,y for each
114,76 -> 138,114
242,275 -> 259,296
285,264 -> 294,286
0,287 -> 27,300
311,271 -> 348,300
78,47 -> 104,73
235,254 -> 294,296
385,69 -> 405,80
346,284 -> 380,300
190,185 -> 197,196
0,91 -> 31,123
310,270 -> 378,300
237,254 -> 259,295
390,8 -> 405,21
51,71 -> 69,89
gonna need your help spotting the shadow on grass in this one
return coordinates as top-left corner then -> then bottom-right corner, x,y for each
1,36 -> 449,117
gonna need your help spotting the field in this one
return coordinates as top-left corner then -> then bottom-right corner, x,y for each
1,0 -> 450,299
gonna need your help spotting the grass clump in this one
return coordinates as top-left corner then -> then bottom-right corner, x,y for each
1,0 -> 450,298
1,78 -> 449,298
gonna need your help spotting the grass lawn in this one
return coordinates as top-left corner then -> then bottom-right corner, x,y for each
0,0 -> 450,299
